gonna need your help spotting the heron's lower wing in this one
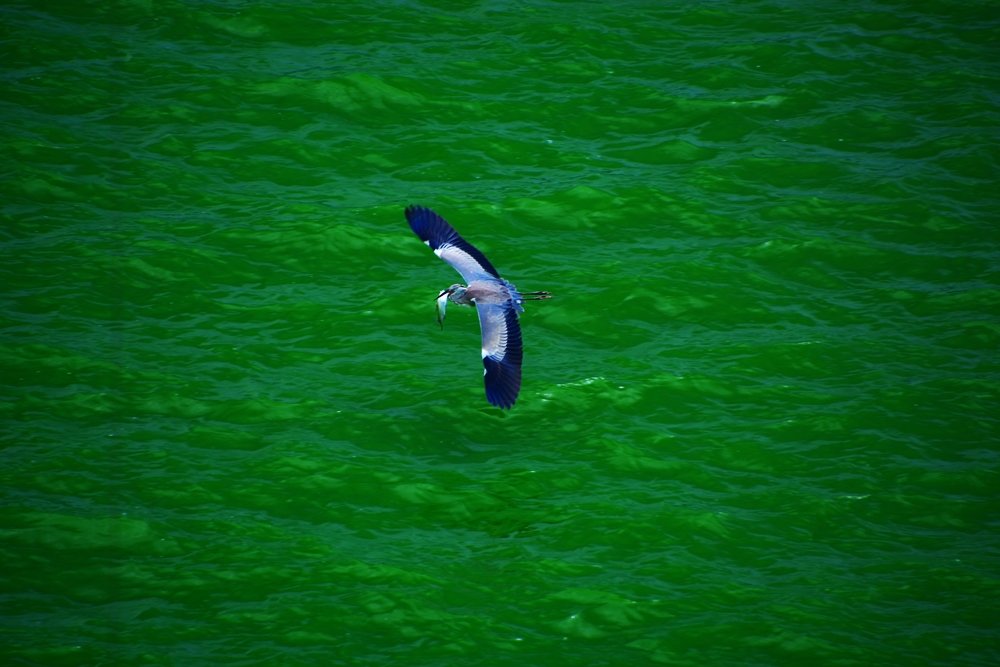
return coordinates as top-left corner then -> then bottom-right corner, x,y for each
405,206 -> 501,283
476,302 -> 523,409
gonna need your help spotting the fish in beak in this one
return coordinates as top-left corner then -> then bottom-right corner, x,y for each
435,290 -> 449,329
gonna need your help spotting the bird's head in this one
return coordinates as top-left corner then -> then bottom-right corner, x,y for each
433,285 -> 467,330
436,284 -> 467,302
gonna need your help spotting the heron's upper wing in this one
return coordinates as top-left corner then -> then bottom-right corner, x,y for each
476,302 -> 523,409
405,205 -> 502,283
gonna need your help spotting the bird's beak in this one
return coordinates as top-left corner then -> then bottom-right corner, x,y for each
435,289 -> 450,300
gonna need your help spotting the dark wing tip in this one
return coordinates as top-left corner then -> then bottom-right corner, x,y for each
482,307 -> 524,409
404,205 -> 443,245
404,205 -> 502,279
483,355 -> 522,409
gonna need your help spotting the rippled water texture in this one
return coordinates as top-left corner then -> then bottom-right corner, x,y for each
2,1 -> 999,665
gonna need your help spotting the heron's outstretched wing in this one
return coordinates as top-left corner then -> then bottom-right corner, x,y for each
476,302 -> 523,409
405,205 -> 502,283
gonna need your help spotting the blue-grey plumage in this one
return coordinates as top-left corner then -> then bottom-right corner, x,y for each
406,206 -> 551,409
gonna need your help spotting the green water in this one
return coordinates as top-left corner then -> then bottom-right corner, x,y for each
2,1 -> 999,665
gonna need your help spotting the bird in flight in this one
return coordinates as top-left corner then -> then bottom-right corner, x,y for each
405,206 -> 551,409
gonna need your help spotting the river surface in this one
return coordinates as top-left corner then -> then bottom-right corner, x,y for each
2,1 -> 999,665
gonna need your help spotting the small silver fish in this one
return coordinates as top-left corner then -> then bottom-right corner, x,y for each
435,292 -> 448,329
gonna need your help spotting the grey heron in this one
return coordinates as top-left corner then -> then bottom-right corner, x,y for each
405,205 -> 551,409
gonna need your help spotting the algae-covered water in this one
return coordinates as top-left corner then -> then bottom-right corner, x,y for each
2,1 -> 999,665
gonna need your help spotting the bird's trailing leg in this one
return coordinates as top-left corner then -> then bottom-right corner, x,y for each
521,291 -> 552,301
